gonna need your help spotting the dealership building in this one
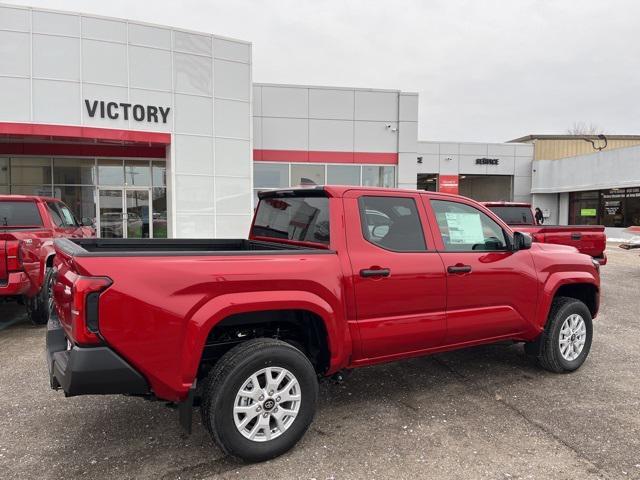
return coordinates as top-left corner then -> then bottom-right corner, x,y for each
1,3 -> 639,239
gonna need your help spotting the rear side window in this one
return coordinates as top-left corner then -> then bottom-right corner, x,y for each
358,196 -> 427,251
252,196 -> 330,245
0,201 -> 43,227
488,206 -> 534,225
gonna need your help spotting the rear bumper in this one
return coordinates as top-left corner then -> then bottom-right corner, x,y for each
46,313 -> 149,397
0,271 -> 30,296
594,253 -> 607,265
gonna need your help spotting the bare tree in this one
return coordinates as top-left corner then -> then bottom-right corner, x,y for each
567,121 -> 605,135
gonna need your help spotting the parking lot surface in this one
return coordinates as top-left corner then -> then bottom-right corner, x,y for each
1,245 -> 639,480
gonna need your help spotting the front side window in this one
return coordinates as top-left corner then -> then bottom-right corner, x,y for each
359,196 -> 426,251
431,200 -> 508,251
58,203 -> 78,227
46,202 -> 64,227
252,196 -> 330,245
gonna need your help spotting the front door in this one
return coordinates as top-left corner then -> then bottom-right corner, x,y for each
98,188 -> 151,238
345,191 -> 447,361
425,197 -> 539,345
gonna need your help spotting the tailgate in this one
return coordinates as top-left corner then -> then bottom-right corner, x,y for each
539,229 -> 606,258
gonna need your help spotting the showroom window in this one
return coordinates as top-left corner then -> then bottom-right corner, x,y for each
0,157 -> 8,194
569,188 -> 640,227
327,165 -> 360,185
291,164 -> 325,187
3,157 -> 167,238
362,166 -> 395,188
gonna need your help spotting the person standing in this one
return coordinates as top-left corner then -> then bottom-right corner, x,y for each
534,207 -> 544,225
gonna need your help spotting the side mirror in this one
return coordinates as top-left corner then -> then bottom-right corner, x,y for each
513,231 -> 532,251
81,217 -> 94,227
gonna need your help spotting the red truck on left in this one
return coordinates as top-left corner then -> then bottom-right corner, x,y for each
0,195 -> 94,323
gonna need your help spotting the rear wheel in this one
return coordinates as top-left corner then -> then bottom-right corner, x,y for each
201,338 -> 318,462
526,296 -> 593,373
26,266 -> 55,325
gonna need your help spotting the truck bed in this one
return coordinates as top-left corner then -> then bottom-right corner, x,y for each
55,237 -> 330,256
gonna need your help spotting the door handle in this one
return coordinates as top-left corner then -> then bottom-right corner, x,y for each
571,233 -> 582,240
360,268 -> 391,278
447,264 -> 472,274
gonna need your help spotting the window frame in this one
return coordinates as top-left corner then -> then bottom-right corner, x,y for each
428,198 -> 514,253
357,195 -> 429,253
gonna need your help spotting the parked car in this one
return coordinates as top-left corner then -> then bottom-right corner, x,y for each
46,186 -> 600,462
619,226 -> 640,251
0,195 -> 94,324
483,201 -> 607,264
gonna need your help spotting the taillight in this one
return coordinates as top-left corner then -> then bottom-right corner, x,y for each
6,241 -> 21,272
70,276 -> 112,345
531,232 -> 543,243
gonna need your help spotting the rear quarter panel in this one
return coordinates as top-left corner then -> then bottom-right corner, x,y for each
74,252 -> 347,401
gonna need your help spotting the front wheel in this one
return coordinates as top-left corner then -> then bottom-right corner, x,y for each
201,338 -> 318,462
526,296 -> 593,373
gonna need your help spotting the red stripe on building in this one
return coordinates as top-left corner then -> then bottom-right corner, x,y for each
0,122 -> 171,145
254,149 -> 397,165
0,142 -> 166,158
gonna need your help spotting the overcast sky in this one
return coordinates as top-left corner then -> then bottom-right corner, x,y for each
6,0 -> 640,142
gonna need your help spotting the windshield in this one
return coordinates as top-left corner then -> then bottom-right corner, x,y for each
0,201 -> 43,227
252,196 -> 330,245
488,206 -> 534,225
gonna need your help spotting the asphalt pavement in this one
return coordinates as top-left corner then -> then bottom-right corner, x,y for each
1,245 -> 639,479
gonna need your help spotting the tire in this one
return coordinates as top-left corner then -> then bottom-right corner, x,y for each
201,338 -> 318,462
526,296 -> 593,373
26,266 -> 55,325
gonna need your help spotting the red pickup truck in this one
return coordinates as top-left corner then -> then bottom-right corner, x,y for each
0,195 -> 94,323
483,202 -> 607,265
47,186 -> 600,462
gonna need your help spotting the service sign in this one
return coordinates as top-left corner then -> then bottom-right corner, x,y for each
475,157 -> 499,165
84,100 -> 171,124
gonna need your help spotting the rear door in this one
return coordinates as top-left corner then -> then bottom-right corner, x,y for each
425,197 -> 539,344
345,190 -> 447,361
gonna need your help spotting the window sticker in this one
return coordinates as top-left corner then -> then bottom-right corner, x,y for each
444,212 -> 484,244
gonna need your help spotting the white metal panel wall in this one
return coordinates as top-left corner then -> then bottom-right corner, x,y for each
531,145 -> 640,193
254,84 -> 411,156
397,92 -> 418,190
0,3 -> 253,239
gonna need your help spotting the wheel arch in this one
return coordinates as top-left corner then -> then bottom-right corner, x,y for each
180,290 -> 350,389
537,273 -> 599,329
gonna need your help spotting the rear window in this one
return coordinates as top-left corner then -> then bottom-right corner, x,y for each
0,201 -> 43,227
487,206 -> 534,225
252,196 -> 330,245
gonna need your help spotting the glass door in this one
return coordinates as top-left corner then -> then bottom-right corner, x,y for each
126,189 -> 150,238
98,188 -> 152,238
98,189 -> 124,238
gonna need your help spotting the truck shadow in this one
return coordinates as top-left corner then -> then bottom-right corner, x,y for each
45,342 -> 543,479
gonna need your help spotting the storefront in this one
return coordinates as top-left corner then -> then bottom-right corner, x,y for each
414,141 -> 534,202
531,142 -> 640,236
0,3 -> 253,238
0,156 -> 167,238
